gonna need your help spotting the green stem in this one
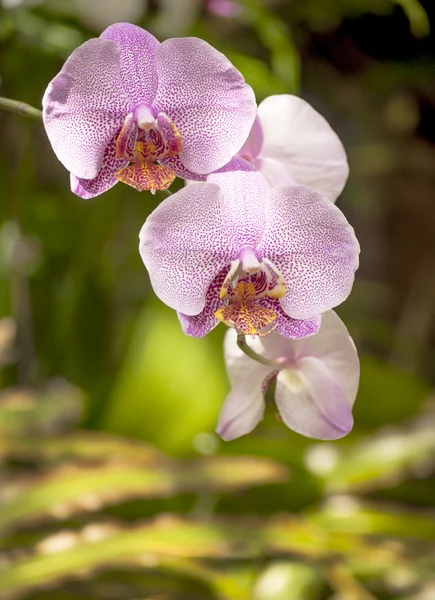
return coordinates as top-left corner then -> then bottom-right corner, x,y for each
0,97 -> 42,120
160,189 -> 173,197
237,334 -> 284,368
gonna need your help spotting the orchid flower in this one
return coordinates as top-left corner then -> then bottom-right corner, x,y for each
42,22 -> 256,199
139,159 -> 360,339
217,310 -> 360,441
237,94 -> 349,203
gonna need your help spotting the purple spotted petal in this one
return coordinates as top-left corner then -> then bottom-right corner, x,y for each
178,267 -> 227,337
207,157 -> 268,248
259,297 -> 321,339
258,185 -> 360,320
159,154 -> 207,182
275,357 -> 354,440
153,37 -> 256,174
42,38 -> 130,180
70,132 -> 128,199
139,183 -> 234,316
100,23 -> 159,106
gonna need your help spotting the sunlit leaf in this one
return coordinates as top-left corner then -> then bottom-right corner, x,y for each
320,414 -> 435,493
0,455 -> 288,533
253,561 -> 323,600
103,303 -> 227,453
311,497 -> 435,541
0,379 -> 82,438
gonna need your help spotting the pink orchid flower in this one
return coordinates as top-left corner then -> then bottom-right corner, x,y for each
42,22 -> 256,199
217,311 -> 360,441
237,94 -> 349,203
139,160 -> 359,339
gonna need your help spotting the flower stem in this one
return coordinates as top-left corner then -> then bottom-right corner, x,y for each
0,97 -> 42,120
237,334 -> 284,368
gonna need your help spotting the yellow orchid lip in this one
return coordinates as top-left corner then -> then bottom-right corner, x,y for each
216,257 -> 286,336
115,111 -> 182,194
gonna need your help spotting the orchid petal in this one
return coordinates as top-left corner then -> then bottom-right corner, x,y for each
159,154 -> 207,182
276,357 -> 354,440
216,372 -> 269,441
42,38 -> 130,180
258,185 -> 359,320
139,183 -> 233,315
208,158 -> 268,247
177,268 -> 227,337
259,297 -> 321,339
238,116 -> 263,162
153,37 -> 256,174
70,133 -> 128,199
100,22 -> 159,106
257,95 -> 349,202
290,310 -> 360,404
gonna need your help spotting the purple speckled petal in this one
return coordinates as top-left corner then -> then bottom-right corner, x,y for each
275,357 -> 354,440
207,157 -> 268,248
153,37 -> 256,174
259,297 -> 321,339
178,267 -> 227,337
159,154 -> 207,182
257,95 -> 349,202
258,185 -> 360,320
139,183 -> 234,316
100,23 -> 159,106
70,132 -> 128,199
42,38 -> 130,180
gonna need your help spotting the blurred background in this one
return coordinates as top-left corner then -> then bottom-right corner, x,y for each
1,0 -> 435,598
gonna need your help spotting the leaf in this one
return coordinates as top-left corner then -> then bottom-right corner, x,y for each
353,356 -> 431,429
0,513 -> 424,599
320,413 -> 435,493
0,518 -> 261,598
0,454 -> 289,533
238,0 -> 300,93
310,497 -> 435,541
391,0 -> 430,37
253,561 -> 323,600
0,379 -> 83,438
0,430 -> 163,466
103,303 -> 228,453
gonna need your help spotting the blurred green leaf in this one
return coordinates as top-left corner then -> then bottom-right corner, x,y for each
320,413 -> 435,493
253,561 -> 323,600
0,518 -> 262,598
0,453 -> 288,533
353,356 -> 431,428
311,498 -> 435,541
0,379 -> 82,438
103,303 -> 227,453
391,0 -> 430,37
239,0 -> 300,93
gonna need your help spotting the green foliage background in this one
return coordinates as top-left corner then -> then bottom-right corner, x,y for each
1,0 -> 435,598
